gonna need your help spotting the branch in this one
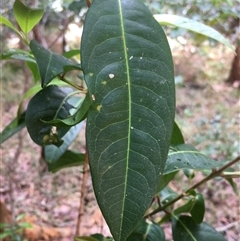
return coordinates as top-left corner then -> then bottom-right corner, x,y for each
145,155 -> 240,218
75,152 -> 89,236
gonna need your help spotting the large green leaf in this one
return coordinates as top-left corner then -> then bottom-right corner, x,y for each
13,0 -> 44,35
164,144 -> 222,174
154,14 -> 234,52
30,40 -> 82,87
172,215 -> 227,241
81,0 -> 175,240
25,85 -> 75,146
126,219 -> 165,241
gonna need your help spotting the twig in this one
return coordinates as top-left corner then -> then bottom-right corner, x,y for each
216,222 -> 239,232
75,152 -> 89,236
145,155 -> 240,218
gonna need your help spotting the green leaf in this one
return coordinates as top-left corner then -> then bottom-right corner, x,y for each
75,237 -> 99,241
30,40 -> 82,87
63,49 -> 80,59
154,14 -> 235,52
0,112 -> 26,144
25,85 -> 75,146
190,193 -> 205,224
172,215 -> 227,241
157,171 -> 178,192
0,49 -> 35,62
91,234 -> 114,241
44,93 -> 91,127
126,219 -> 165,241
81,0 -> 175,240
161,188 -> 178,206
174,198 -> 196,216
0,15 -> 22,36
48,150 -> 85,173
45,122 -> 84,163
26,61 -> 40,82
13,0 -> 44,34
170,121 -> 184,146
164,144 -> 222,174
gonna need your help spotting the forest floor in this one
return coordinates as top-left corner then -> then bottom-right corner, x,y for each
0,41 -> 239,241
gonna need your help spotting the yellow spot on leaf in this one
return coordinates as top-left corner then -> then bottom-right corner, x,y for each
97,105 -> 102,111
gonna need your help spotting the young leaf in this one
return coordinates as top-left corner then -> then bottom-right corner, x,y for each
170,121 -> 184,145
154,14 -> 235,52
48,150 -> 85,173
43,93 -> 91,127
0,112 -> 26,144
0,49 -> 35,62
164,144 -> 222,174
157,171 -> 178,192
13,0 -> 44,35
0,15 -> 22,37
81,0 -> 175,240
126,219 -> 166,241
44,122 -> 84,164
190,193 -> 205,224
172,215 -> 227,241
25,85 -> 75,146
30,40 -> 82,87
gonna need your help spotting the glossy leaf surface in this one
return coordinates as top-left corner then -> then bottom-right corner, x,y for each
25,85 -> 74,146
30,40 -> 81,87
172,215 -> 227,241
154,14 -> 234,51
13,0 -> 44,34
164,144 -> 221,174
81,0 -> 175,240
126,220 -> 165,241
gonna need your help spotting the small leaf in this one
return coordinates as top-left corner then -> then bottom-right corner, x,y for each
190,193 -> 205,224
160,187 -> 178,206
154,14 -> 234,52
0,49 -> 35,62
0,15 -> 22,36
0,112 -> 26,144
126,219 -> 165,241
157,171 -> 178,192
172,215 -> 227,241
44,93 -> 91,126
74,237 -> 99,241
26,61 -> 40,82
30,40 -> 81,87
171,122 -> 184,145
25,85 -> 75,146
174,198 -> 196,216
13,0 -> 44,34
91,234 -> 114,241
48,150 -> 85,173
45,122 -> 84,164
63,49 -> 80,59
164,144 -> 222,174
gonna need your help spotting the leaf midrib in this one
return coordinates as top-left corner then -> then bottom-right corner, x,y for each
118,0 -> 132,238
